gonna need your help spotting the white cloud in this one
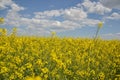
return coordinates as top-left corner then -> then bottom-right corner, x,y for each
0,0 -> 24,11
5,9 -> 23,26
2,0 -> 102,36
61,20 -> 79,29
35,7 -> 87,21
81,19 -> 100,26
80,0 -> 111,15
63,7 -> 87,21
100,0 -> 120,9
11,3 -> 25,11
6,11 -> 21,26
0,0 -> 13,9
34,10 -> 62,19
17,28 -> 50,36
102,33 -> 120,39
105,12 -> 120,20
3,0 -> 24,27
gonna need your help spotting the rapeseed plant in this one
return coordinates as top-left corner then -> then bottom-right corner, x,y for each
94,22 -> 103,40
0,17 -> 4,24
0,18 -> 119,80
0,36 -> 119,80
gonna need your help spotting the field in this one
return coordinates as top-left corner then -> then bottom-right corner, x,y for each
0,34 -> 120,80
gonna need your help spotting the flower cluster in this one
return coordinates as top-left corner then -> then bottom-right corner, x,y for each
0,34 -> 120,80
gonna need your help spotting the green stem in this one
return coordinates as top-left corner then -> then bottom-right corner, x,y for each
94,27 -> 100,42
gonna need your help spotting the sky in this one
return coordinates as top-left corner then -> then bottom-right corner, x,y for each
0,0 -> 120,39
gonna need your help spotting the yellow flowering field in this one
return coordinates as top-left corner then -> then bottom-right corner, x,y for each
0,34 -> 120,80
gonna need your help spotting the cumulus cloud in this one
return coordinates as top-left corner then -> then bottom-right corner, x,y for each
34,10 -> 62,19
80,19 -> 100,26
63,7 -> 87,21
100,0 -> 120,9
105,12 -> 120,20
0,0 -> 24,11
1,0 -> 104,35
11,3 -> 25,11
5,4 -> 25,26
102,33 -> 120,39
80,0 -> 111,15
0,0 -> 13,9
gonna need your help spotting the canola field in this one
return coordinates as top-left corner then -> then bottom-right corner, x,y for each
0,34 -> 120,80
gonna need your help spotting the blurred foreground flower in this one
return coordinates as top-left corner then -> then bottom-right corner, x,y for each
94,22 -> 103,41
34,76 -> 42,80
51,31 -> 56,37
25,77 -> 34,80
98,22 -> 103,28
25,76 -> 42,80
0,28 -> 7,36
51,31 -> 56,35
0,17 -> 4,24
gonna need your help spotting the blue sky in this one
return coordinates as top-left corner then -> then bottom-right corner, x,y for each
0,0 -> 120,39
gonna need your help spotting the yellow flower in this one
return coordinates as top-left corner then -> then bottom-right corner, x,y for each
91,70 -> 95,75
44,74 -> 48,79
41,67 -> 49,73
11,27 -> 17,35
13,27 -> 17,32
0,17 -> 4,24
25,77 -> 34,80
98,72 -> 105,80
51,31 -> 56,37
34,76 -> 42,80
9,74 -> 15,80
51,31 -> 56,35
0,28 -> 7,35
98,22 -> 103,28
0,31 -> 119,80
25,63 -> 33,69
36,59 -> 42,65
0,67 -> 9,74
0,28 -> 3,32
